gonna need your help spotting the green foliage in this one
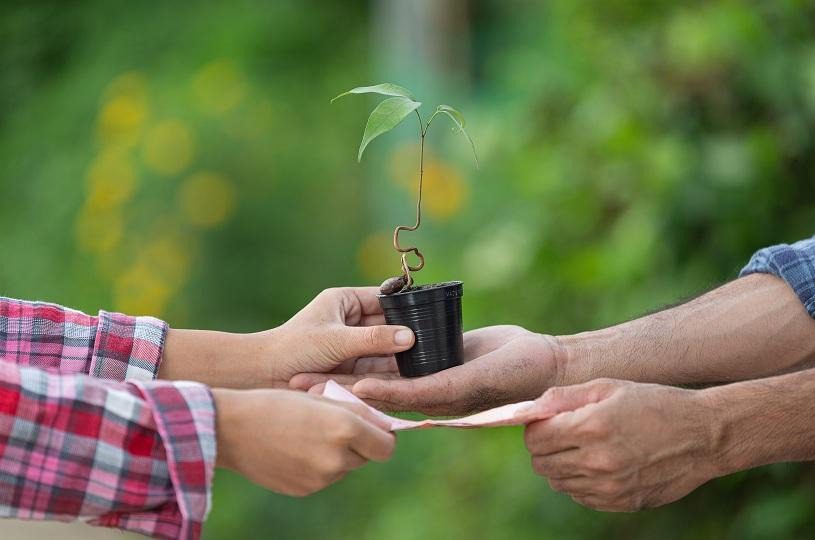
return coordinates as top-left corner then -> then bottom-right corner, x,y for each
432,104 -> 479,167
332,83 -> 477,165
2,1 -> 815,540
356,96 -> 421,162
330,83 -> 415,102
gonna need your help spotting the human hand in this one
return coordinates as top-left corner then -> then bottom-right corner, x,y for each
291,325 -> 560,416
213,388 -> 395,496
160,287 -> 413,390
266,287 -> 415,384
522,379 -> 718,511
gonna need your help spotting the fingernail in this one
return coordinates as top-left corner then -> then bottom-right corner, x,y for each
394,329 -> 414,346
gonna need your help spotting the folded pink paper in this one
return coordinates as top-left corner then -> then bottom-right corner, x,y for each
322,380 -> 551,431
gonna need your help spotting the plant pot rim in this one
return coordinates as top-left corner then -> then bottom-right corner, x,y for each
377,280 -> 463,308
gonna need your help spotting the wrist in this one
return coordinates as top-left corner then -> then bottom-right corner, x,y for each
552,328 -> 616,387
697,382 -> 772,477
688,387 -> 732,480
212,388 -> 244,471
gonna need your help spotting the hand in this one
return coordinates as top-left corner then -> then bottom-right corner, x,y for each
522,379 -> 718,511
161,287 -> 415,389
291,325 -> 560,416
268,287 -> 414,383
213,388 -> 395,496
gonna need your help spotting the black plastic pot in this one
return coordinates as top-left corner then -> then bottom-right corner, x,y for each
378,281 -> 464,378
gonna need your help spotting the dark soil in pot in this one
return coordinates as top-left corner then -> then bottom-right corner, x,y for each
377,281 -> 464,378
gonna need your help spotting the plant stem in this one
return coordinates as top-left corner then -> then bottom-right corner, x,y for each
391,111 -> 427,288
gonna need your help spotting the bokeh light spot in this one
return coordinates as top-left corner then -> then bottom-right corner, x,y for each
114,263 -> 171,316
74,207 -> 123,254
416,160 -> 468,220
143,119 -> 196,175
178,172 -> 237,228
357,232 -> 398,281
138,235 -> 192,288
97,71 -> 148,145
191,59 -> 248,115
85,148 -> 137,210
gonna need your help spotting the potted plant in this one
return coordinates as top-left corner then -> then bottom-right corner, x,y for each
333,83 -> 478,377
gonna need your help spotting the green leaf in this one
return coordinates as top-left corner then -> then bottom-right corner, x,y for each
357,97 -> 422,162
436,104 -> 479,167
331,83 -> 415,103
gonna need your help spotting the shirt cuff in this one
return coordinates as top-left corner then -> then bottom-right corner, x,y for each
92,380 -> 216,539
740,236 -> 815,318
89,311 -> 168,382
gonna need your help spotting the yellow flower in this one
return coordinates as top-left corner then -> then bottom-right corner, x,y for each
178,172 -> 237,228
143,119 -> 196,176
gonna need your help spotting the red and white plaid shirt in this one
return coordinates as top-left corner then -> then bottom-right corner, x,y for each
0,297 -> 216,539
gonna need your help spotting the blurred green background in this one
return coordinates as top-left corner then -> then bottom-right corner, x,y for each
2,0 -> 815,538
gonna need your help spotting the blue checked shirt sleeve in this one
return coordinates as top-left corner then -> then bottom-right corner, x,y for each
740,236 -> 815,318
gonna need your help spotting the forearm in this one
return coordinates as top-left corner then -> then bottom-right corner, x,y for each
160,328 -> 280,388
555,274 -> 815,386
702,368 -> 815,475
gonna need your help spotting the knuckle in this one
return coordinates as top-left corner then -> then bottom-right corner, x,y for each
531,456 -> 548,477
364,327 -> 381,347
598,479 -> 623,496
577,418 -> 606,439
320,452 -> 346,476
331,421 -> 360,445
523,426 -> 540,450
587,452 -> 617,473
547,478 -> 566,493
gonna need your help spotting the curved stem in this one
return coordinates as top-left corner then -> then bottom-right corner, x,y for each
392,114 -> 427,289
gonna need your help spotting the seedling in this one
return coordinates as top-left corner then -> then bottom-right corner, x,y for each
332,83 -> 478,294
332,83 -> 478,378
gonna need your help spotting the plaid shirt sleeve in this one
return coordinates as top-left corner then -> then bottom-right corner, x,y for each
740,235 -> 815,318
0,297 -> 167,382
0,298 -> 217,538
0,361 -> 216,539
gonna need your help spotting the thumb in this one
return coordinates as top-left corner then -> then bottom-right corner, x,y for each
520,379 -> 620,420
332,325 -> 415,359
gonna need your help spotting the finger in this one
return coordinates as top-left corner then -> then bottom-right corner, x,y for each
523,379 -> 620,419
346,416 -> 396,462
330,400 -> 393,433
343,450 -> 368,471
360,314 -> 386,327
352,355 -> 495,415
530,449 -> 586,479
290,371 -> 402,391
352,356 -> 398,374
346,287 -> 386,317
523,414 -> 582,455
570,494 -> 626,512
550,476 -> 606,496
335,325 -> 415,358
308,382 -> 325,395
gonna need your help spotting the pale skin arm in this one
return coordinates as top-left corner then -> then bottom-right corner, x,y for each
157,287 -> 414,389
293,273 -> 815,415
155,287 -> 410,496
521,368 -> 815,511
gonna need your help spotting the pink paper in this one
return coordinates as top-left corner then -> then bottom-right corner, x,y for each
321,380 -> 551,431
